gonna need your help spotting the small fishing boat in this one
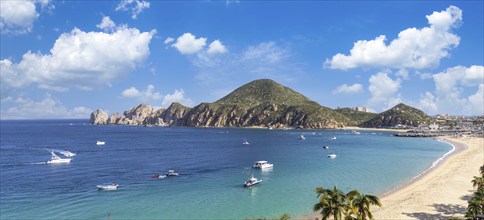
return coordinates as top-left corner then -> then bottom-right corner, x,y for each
244,175 -> 262,187
166,170 -> 179,176
253,161 -> 273,169
96,141 -> 105,145
242,141 -> 250,145
46,151 -> 72,164
330,136 -> 336,140
298,134 -> 306,140
322,145 -> 329,149
351,130 -> 361,135
327,153 -> 337,158
152,173 -> 167,179
97,183 -> 119,190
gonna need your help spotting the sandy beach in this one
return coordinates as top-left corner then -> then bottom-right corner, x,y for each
371,136 -> 484,219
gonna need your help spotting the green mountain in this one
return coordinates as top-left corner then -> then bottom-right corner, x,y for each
361,103 -> 434,128
180,79 -> 348,128
335,108 -> 377,126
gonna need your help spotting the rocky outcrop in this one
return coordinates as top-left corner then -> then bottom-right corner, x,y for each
90,109 -> 108,125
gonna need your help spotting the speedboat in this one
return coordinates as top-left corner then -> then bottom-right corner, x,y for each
242,141 -> 250,145
330,136 -> 337,140
351,130 -> 361,135
322,145 -> 329,149
327,153 -> 337,158
97,183 -> 119,190
47,151 -> 72,164
96,141 -> 105,145
253,161 -> 273,169
298,134 -> 306,140
152,173 -> 167,179
166,170 -> 179,176
244,175 -> 262,187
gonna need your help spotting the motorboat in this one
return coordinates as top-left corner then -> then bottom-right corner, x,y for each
152,173 -> 167,179
47,151 -> 72,164
96,141 -> 106,145
351,130 -> 361,135
242,141 -> 250,145
330,136 -> 337,140
253,161 -> 273,169
327,153 -> 337,158
322,145 -> 329,149
298,134 -> 306,140
97,183 -> 119,190
166,170 -> 179,176
244,175 -> 262,187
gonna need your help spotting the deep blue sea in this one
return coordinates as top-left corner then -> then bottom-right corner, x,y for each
0,120 -> 452,219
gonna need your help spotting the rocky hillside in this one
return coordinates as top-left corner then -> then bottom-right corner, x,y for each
90,79 -> 348,129
335,108 -> 377,126
361,103 -> 434,128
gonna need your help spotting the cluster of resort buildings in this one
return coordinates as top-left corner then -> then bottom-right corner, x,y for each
395,115 -> 484,137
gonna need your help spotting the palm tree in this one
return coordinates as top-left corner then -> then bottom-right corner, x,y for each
471,176 -> 484,190
348,192 -> 382,220
314,186 -> 348,220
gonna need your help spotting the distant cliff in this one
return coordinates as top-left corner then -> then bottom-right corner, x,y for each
90,79 -> 433,129
90,79 -> 347,129
361,103 -> 434,128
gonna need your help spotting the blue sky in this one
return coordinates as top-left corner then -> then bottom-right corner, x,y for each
1,0 -> 483,119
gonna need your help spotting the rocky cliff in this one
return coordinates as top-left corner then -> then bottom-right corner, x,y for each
90,80 -> 432,129
90,79 -> 348,128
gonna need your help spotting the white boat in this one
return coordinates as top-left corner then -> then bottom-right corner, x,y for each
327,153 -> 337,158
166,170 -> 179,176
322,145 -> 329,149
330,136 -> 336,140
351,130 -> 361,135
96,141 -> 105,145
97,183 -> 119,190
253,161 -> 273,169
244,175 -> 262,187
152,173 -> 167,179
298,134 -> 306,140
47,151 -> 72,164
242,141 -> 250,145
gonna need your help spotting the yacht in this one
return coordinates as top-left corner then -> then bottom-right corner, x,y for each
152,173 -> 167,179
166,170 -> 179,176
351,130 -> 361,135
253,161 -> 273,169
244,175 -> 262,187
47,151 -> 72,164
97,183 -> 119,190
298,134 -> 306,140
96,141 -> 105,146
242,141 -> 250,145
330,136 -> 337,140
327,153 -> 337,158
322,145 -> 329,149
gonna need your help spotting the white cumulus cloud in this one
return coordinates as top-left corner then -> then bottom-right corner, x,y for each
0,0 -> 52,34
368,71 -> 402,111
418,65 -> 484,115
116,0 -> 150,19
96,16 -> 116,32
0,93 -> 92,119
332,83 -> 363,94
162,89 -> 193,107
1,19 -> 155,91
172,33 -> 207,54
207,40 -> 227,54
325,6 -> 462,70
121,84 -> 162,100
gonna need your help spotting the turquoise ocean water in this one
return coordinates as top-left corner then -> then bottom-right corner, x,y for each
0,120 -> 452,219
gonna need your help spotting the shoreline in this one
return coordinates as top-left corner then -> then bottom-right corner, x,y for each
307,136 -> 483,219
